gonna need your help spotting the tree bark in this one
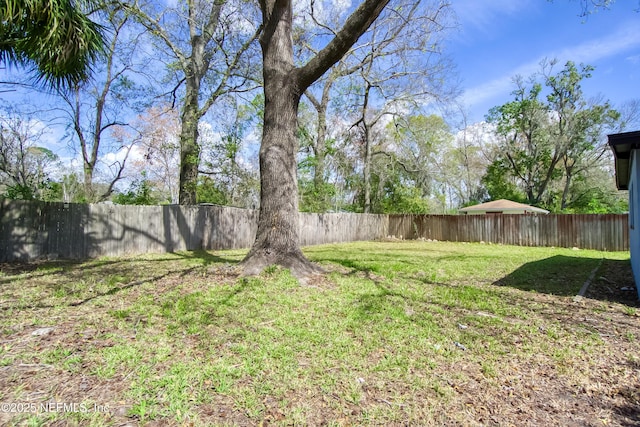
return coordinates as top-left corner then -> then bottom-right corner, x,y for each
313,98 -> 327,192
561,159 -> 574,210
362,83 -> 373,213
177,1 -> 209,205
83,164 -> 95,201
242,0 -> 390,278
178,77 -> 201,205
305,78 -> 333,209
242,0 -> 319,277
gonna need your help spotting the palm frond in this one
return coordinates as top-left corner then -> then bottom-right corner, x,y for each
0,0 -> 107,90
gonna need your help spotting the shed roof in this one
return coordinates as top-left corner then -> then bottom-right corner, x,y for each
459,199 -> 549,214
608,130 -> 640,190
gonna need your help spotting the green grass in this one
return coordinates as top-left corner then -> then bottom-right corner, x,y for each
0,241 -> 637,426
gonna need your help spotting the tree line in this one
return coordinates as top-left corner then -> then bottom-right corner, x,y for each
1,0 -> 638,275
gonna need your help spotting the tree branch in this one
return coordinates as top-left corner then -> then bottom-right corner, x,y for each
296,0 -> 390,92
198,22 -> 263,117
373,150 -> 421,174
120,1 -> 189,70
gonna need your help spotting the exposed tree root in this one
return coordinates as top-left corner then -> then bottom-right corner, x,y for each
241,248 -> 325,283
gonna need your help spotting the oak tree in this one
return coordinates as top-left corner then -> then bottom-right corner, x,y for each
241,0 -> 390,278
485,60 -> 620,210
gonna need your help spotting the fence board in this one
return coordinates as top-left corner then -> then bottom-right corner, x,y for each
388,214 -> 629,251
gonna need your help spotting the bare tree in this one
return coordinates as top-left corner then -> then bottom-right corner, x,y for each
302,66 -> 351,212
440,118 -> 493,207
198,96 -> 260,208
616,99 -> 640,132
57,7 -> 145,202
298,3 -> 382,212
344,0 -> 455,212
122,0 -> 262,205
297,0 -> 455,214
127,104 -> 181,203
0,110 -> 58,200
575,0 -> 640,16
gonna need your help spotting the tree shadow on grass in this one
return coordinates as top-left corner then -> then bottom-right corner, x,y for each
0,250 -> 242,310
0,258 -> 86,278
0,250 -> 238,280
179,250 -> 241,266
613,396 -> 640,427
315,250 -> 505,281
322,253 -> 640,426
493,255 -> 639,307
585,258 -> 639,307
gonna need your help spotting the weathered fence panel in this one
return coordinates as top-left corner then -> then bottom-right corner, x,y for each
0,200 -> 388,262
0,201 -> 261,261
299,212 -> 388,246
388,214 -> 629,251
0,200 -> 629,262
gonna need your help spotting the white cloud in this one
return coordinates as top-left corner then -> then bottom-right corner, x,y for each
553,21 -> 640,64
454,121 -> 497,147
625,54 -> 640,64
462,20 -> 640,110
103,147 -> 132,169
452,0 -> 535,37
48,155 -> 83,181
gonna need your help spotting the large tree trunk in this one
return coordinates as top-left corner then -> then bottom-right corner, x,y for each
242,0 -> 321,278
242,87 -> 320,276
178,95 -> 200,205
83,165 -> 95,202
242,0 -> 389,278
362,83 -> 373,213
178,59 -> 202,205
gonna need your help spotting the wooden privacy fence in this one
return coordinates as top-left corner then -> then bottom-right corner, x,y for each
0,200 -> 630,262
299,212 -> 388,247
0,200 -> 389,262
388,214 -> 629,251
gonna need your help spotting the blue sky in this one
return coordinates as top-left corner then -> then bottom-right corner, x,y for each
448,0 -> 640,123
3,1 -> 639,147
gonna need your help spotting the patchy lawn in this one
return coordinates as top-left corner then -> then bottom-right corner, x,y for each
0,241 -> 638,426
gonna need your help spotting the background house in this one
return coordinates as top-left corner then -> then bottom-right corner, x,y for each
608,130 -> 640,299
459,199 -> 549,215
